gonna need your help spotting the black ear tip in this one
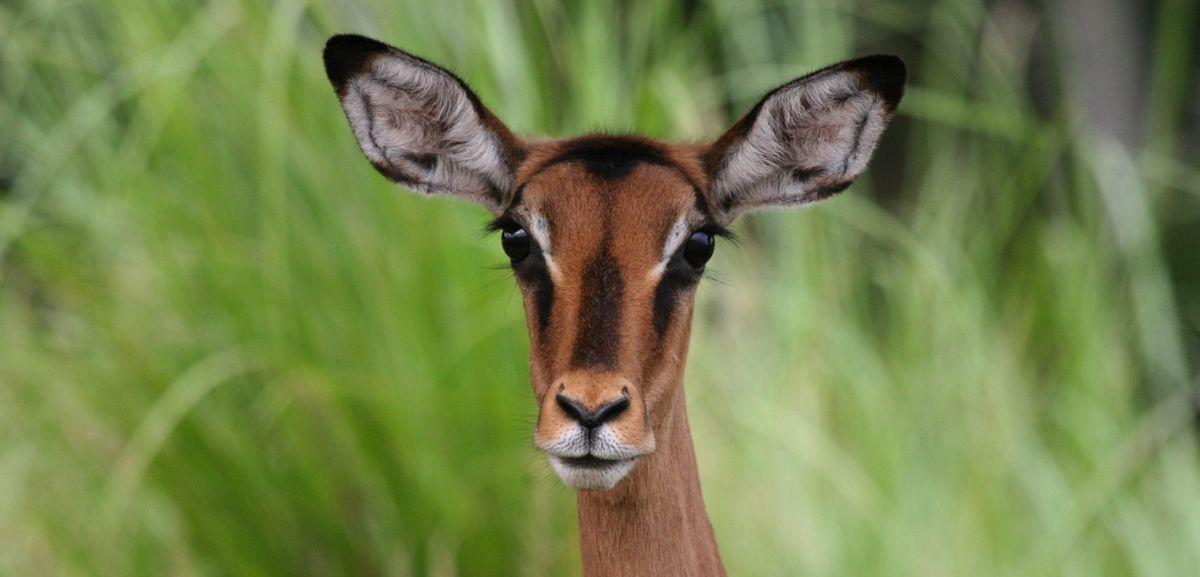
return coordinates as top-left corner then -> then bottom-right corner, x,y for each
855,54 -> 907,108
323,34 -> 393,93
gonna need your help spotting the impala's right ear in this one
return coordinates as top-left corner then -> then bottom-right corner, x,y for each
323,34 -> 526,215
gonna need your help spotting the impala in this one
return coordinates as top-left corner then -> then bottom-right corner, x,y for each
322,34 -> 905,577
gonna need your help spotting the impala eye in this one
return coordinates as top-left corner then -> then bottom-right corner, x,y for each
501,227 -> 531,262
683,231 -> 715,269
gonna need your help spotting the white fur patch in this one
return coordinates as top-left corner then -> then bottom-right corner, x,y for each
646,215 -> 691,280
537,417 -> 652,484
338,52 -> 512,213
660,215 -> 690,262
537,423 -> 649,489
528,212 -> 560,278
537,424 -> 646,460
548,455 -> 637,490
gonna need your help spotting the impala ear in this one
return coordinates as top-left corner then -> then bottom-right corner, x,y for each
702,55 -> 906,222
323,34 -> 527,215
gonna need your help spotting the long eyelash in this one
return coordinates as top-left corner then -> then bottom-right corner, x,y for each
481,215 -> 518,237
485,217 -> 735,252
703,267 -> 734,286
704,224 -> 740,245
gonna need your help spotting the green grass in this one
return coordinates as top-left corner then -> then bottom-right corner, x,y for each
2,0 -> 1198,575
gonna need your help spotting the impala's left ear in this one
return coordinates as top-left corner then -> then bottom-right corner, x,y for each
702,55 -> 906,222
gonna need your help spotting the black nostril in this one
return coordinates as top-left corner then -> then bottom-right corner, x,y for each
592,396 -> 629,426
556,394 -> 589,425
555,394 -> 630,429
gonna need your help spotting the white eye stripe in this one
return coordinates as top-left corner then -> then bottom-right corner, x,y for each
526,212 -> 690,280
528,212 -> 561,279
528,213 -> 552,255
660,216 -> 690,262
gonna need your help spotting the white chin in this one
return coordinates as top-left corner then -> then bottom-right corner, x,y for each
548,456 -> 637,490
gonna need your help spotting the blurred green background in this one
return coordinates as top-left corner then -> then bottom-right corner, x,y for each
3,0 -> 1200,575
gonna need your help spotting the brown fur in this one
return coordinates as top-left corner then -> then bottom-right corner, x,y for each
516,145 -> 724,576
324,35 -> 905,577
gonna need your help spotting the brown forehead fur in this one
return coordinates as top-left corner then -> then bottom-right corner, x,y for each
514,135 -> 712,212
520,162 -> 698,268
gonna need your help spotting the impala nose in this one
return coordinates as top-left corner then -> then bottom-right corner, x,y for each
555,393 -> 630,429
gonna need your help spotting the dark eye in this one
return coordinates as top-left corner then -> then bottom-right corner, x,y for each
501,227 -> 531,263
683,231 -> 715,269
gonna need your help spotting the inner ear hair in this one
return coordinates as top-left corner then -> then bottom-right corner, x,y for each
703,55 -> 906,222
323,34 -> 526,214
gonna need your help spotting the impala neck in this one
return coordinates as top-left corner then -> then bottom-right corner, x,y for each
575,384 -> 725,576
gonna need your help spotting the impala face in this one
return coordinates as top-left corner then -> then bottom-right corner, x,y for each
504,138 -> 723,489
323,35 -> 905,490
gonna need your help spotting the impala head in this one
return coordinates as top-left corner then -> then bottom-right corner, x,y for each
324,35 -> 905,490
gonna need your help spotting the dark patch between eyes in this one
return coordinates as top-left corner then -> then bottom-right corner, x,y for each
570,241 -> 624,370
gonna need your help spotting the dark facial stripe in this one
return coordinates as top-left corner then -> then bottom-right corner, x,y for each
570,236 -> 624,370
514,253 -> 554,338
528,268 -> 555,337
651,260 -> 699,337
651,278 -> 682,337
